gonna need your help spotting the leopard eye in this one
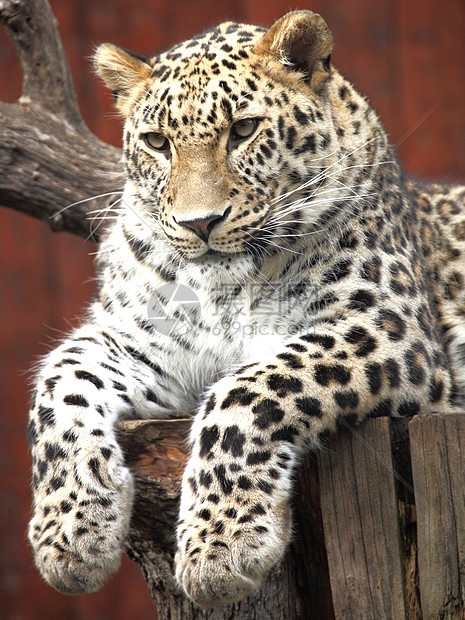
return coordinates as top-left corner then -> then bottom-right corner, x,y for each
230,118 -> 259,144
142,132 -> 169,152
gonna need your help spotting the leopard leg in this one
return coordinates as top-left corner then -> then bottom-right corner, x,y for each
27,325 -> 170,594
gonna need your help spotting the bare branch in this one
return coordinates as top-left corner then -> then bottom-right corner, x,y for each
0,0 -> 122,240
1,0 -> 81,121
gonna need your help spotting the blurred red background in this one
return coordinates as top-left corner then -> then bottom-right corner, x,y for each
0,1 -> 464,618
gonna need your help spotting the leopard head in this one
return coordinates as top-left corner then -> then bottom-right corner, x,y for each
94,11 -> 361,260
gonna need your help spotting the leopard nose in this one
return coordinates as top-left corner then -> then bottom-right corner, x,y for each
176,209 -> 229,242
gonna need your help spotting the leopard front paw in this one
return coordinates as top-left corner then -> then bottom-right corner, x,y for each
175,498 -> 292,608
29,449 -> 134,594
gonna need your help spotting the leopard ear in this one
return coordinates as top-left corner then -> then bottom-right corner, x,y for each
254,10 -> 333,89
94,44 -> 152,113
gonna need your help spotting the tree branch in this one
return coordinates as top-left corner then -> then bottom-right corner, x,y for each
1,0 -> 81,120
0,0 -> 122,240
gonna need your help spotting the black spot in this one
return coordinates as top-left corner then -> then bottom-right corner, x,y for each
344,326 -> 377,356
295,397 -> 322,417
361,256 -> 382,284
286,343 -> 307,353
334,390 -> 359,410
322,259 -> 351,284
221,425 -> 246,457
213,465 -> 234,494
44,375 -> 61,394
62,429 -> 77,443
124,233 -> 153,261
348,289 -> 376,312
98,497 -> 112,507
203,393 -> 216,417
60,501 -> 72,514
429,377 -> 444,403
45,442 -> 67,461
295,134 -> 316,155
385,358 -> 401,387
222,59 -> 236,70
26,420 -> 38,446
397,401 -> 420,417
199,470 -> 212,488
251,504 -> 266,516
260,144 -> 272,159
238,514 -> 253,524
368,399 -> 393,417
88,458 -> 100,476
270,425 -> 299,443
221,96 -> 233,119
308,293 -> 338,313
145,389 -> 163,406
63,394 -> 89,408
365,362 -> 382,394
221,387 -> 258,409
300,334 -> 335,349
54,358 -> 80,367
199,425 -> 220,458
124,345 -> 164,376
100,447 -> 112,460
38,406 -> 55,427
257,480 -> 274,494
100,362 -> 124,376
339,230 -> 358,249
376,309 -> 406,341
267,374 -> 303,396
314,364 -> 351,386
318,429 -> 332,444
246,450 -> 271,465
252,399 -> 285,429
75,370 -> 104,390
404,349 -> 426,385
286,126 -> 297,149
50,476 -> 65,491
293,105 -> 309,125
37,460 -> 48,480
225,507 -> 237,518
416,307 -> 433,338
112,381 -> 127,392
276,352 -> 304,369
238,475 -> 253,490
198,509 -> 211,521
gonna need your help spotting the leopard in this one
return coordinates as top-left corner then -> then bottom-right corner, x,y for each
26,9 -> 465,610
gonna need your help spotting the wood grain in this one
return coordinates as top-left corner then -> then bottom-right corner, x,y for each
409,413 -> 465,619
318,417 -> 407,619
